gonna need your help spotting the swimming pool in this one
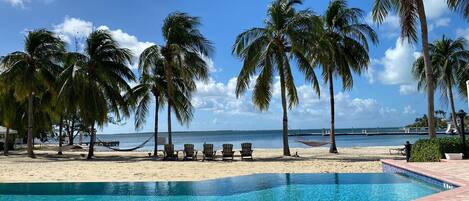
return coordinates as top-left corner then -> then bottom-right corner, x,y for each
0,173 -> 446,201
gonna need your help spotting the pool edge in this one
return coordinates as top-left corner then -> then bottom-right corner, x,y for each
381,159 -> 469,201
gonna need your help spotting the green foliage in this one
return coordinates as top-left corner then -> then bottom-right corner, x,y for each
410,137 -> 469,162
406,113 -> 448,129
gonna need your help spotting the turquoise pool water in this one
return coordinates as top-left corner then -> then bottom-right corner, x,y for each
0,173 -> 445,201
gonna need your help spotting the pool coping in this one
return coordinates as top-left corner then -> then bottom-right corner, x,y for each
381,159 -> 469,201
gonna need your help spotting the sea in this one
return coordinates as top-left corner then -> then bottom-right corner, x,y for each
88,127 -> 448,151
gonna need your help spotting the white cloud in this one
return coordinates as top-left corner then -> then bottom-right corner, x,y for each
378,38 -> 420,85
366,13 -> 400,39
434,17 -> 451,27
2,0 -> 28,8
53,17 -> 93,44
53,17 -> 154,68
424,0 -> 449,20
456,28 -> 469,40
201,55 -> 221,73
403,105 -> 416,114
399,84 -> 418,95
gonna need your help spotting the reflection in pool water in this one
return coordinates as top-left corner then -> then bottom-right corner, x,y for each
0,173 -> 445,201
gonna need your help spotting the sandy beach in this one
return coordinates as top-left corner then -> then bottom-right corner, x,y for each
0,146 -> 404,183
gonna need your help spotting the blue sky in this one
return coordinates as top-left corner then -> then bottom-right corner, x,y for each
1,0 -> 468,133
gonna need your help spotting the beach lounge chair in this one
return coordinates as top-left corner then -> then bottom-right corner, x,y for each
389,147 -> 405,155
202,144 -> 216,161
183,144 -> 198,160
163,144 -> 178,160
240,143 -> 253,160
222,144 -> 235,161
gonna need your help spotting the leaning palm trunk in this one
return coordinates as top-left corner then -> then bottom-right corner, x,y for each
416,0 -> 436,138
153,95 -> 160,157
167,103 -> 172,145
87,124 -> 95,159
279,67 -> 291,156
27,92 -> 35,158
328,72 -> 338,153
3,127 -> 9,156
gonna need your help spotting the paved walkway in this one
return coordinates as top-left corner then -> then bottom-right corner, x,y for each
382,159 -> 469,201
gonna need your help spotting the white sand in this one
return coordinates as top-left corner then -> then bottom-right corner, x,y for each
0,146 -> 404,183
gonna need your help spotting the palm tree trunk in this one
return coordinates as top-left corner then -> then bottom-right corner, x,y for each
87,124 -> 95,159
4,127 -> 9,156
328,71 -> 338,153
167,103 -> 172,145
279,67 -> 291,156
58,115 -> 63,155
68,119 -> 75,145
27,92 -> 35,158
448,85 -> 460,135
416,0 -> 436,138
154,95 -> 160,157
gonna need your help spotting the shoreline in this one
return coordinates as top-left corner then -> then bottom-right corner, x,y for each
0,146 -> 404,183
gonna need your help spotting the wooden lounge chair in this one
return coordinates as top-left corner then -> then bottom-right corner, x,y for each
183,144 -> 198,160
202,144 -> 216,161
222,144 -> 235,161
240,143 -> 253,160
163,144 -> 178,161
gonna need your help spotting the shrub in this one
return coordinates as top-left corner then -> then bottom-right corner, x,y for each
409,137 -> 469,162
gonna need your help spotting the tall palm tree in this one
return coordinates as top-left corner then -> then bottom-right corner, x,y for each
142,12 -> 212,144
132,46 -> 194,156
0,29 -> 64,157
372,0 -> 437,138
58,30 -> 135,159
413,36 -> 469,135
313,0 -> 378,153
233,0 -> 321,156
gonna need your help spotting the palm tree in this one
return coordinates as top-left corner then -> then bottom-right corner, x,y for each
0,29 -> 64,157
372,0 -> 437,138
313,0 -> 378,153
142,12 -> 212,144
233,0 -> 321,156
58,30 -> 135,159
413,36 -> 469,135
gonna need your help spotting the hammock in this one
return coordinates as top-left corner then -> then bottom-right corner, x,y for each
297,140 -> 329,147
96,135 -> 154,152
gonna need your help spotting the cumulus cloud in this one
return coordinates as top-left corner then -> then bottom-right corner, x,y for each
2,0 -> 28,8
53,17 -> 154,68
424,0 -> 449,20
399,84 -> 418,95
378,38 -> 420,85
191,75 -> 411,128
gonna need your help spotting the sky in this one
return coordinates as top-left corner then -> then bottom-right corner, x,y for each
1,0 -> 469,134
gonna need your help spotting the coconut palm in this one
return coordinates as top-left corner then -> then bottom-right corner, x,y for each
412,36 -> 469,135
0,29 -> 64,157
132,45 -> 194,156
58,30 -> 135,159
372,0 -> 437,138
141,12 -> 212,145
233,0 -> 321,156
313,0 -> 378,153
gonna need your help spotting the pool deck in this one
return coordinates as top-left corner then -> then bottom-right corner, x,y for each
381,159 -> 469,201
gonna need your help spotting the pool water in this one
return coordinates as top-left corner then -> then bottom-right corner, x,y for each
0,173 -> 445,201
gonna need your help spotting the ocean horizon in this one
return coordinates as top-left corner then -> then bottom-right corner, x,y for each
87,127 -> 447,151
